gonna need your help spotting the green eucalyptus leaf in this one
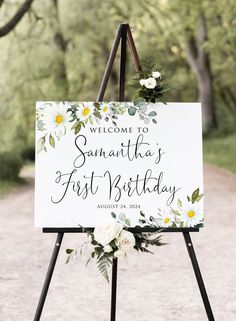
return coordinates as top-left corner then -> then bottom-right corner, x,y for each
134,98 -> 145,106
75,123 -> 81,134
94,110 -> 102,119
118,213 -> 126,221
93,102 -> 100,109
37,137 -> 45,153
144,117 -> 150,124
177,199 -> 182,208
192,188 -> 200,203
139,104 -> 147,113
37,120 -> 44,130
148,111 -> 157,117
128,107 -> 136,116
140,211 -> 145,217
49,134 -> 55,148
196,194 -> 204,202
71,121 -> 79,130
173,209 -> 180,215
89,115 -> 94,125
111,212 -> 116,219
124,218 -> 131,226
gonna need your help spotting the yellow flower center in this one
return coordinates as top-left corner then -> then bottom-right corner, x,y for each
164,217 -> 170,223
82,107 -> 90,116
103,106 -> 108,112
187,210 -> 195,218
56,115 -> 63,124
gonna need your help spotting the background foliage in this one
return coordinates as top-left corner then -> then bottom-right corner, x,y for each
0,0 -> 235,183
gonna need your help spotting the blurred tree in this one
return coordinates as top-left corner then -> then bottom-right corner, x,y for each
0,0 -> 34,37
49,0 -> 69,97
185,11 -> 217,133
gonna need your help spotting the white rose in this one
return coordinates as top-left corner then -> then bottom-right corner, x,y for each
116,230 -> 135,253
152,71 -> 161,78
114,250 -> 126,258
94,219 -> 123,246
104,245 -> 113,253
139,79 -> 146,86
144,77 -> 157,89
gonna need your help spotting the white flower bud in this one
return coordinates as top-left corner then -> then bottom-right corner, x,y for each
103,245 -> 113,253
139,79 -> 146,86
152,71 -> 161,78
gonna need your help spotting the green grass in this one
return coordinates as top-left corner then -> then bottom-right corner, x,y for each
0,180 -> 20,198
203,133 -> 236,173
0,177 -> 26,198
0,162 -> 33,198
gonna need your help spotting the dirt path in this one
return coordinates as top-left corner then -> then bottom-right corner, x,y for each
0,164 -> 236,321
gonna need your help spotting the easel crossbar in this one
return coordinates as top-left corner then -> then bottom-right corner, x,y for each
43,227 -> 200,233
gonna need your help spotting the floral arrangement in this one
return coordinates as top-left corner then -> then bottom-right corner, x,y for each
36,101 -> 157,153
66,188 -> 203,282
132,59 -> 168,103
66,212 -> 165,282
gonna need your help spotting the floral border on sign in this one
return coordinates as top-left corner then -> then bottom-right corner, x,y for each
36,101 -> 157,153
138,188 -> 204,229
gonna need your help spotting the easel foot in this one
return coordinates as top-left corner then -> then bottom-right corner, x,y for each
183,232 -> 215,321
33,232 -> 64,321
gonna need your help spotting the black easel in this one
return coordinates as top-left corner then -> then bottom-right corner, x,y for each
33,23 -> 215,321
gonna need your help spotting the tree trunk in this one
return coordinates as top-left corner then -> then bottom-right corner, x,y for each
50,0 -> 69,98
196,62 -> 216,132
185,13 -> 217,133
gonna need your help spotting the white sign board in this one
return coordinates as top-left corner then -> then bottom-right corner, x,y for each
35,102 -> 204,228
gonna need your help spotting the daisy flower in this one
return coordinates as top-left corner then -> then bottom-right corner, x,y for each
100,103 -> 111,116
43,101 -> 72,138
180,203 -> 203,227
76,102 -> 94,121
155,208 -> 175,228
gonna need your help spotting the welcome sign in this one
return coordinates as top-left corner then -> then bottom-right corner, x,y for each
35,102 -> 204,228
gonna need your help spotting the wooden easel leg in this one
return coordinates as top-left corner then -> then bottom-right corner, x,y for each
119,23 -> 127,101
33,232 -> 64,321
183,232 -> 215,321
110,258 -> 118,321
97,25 -> 122,101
